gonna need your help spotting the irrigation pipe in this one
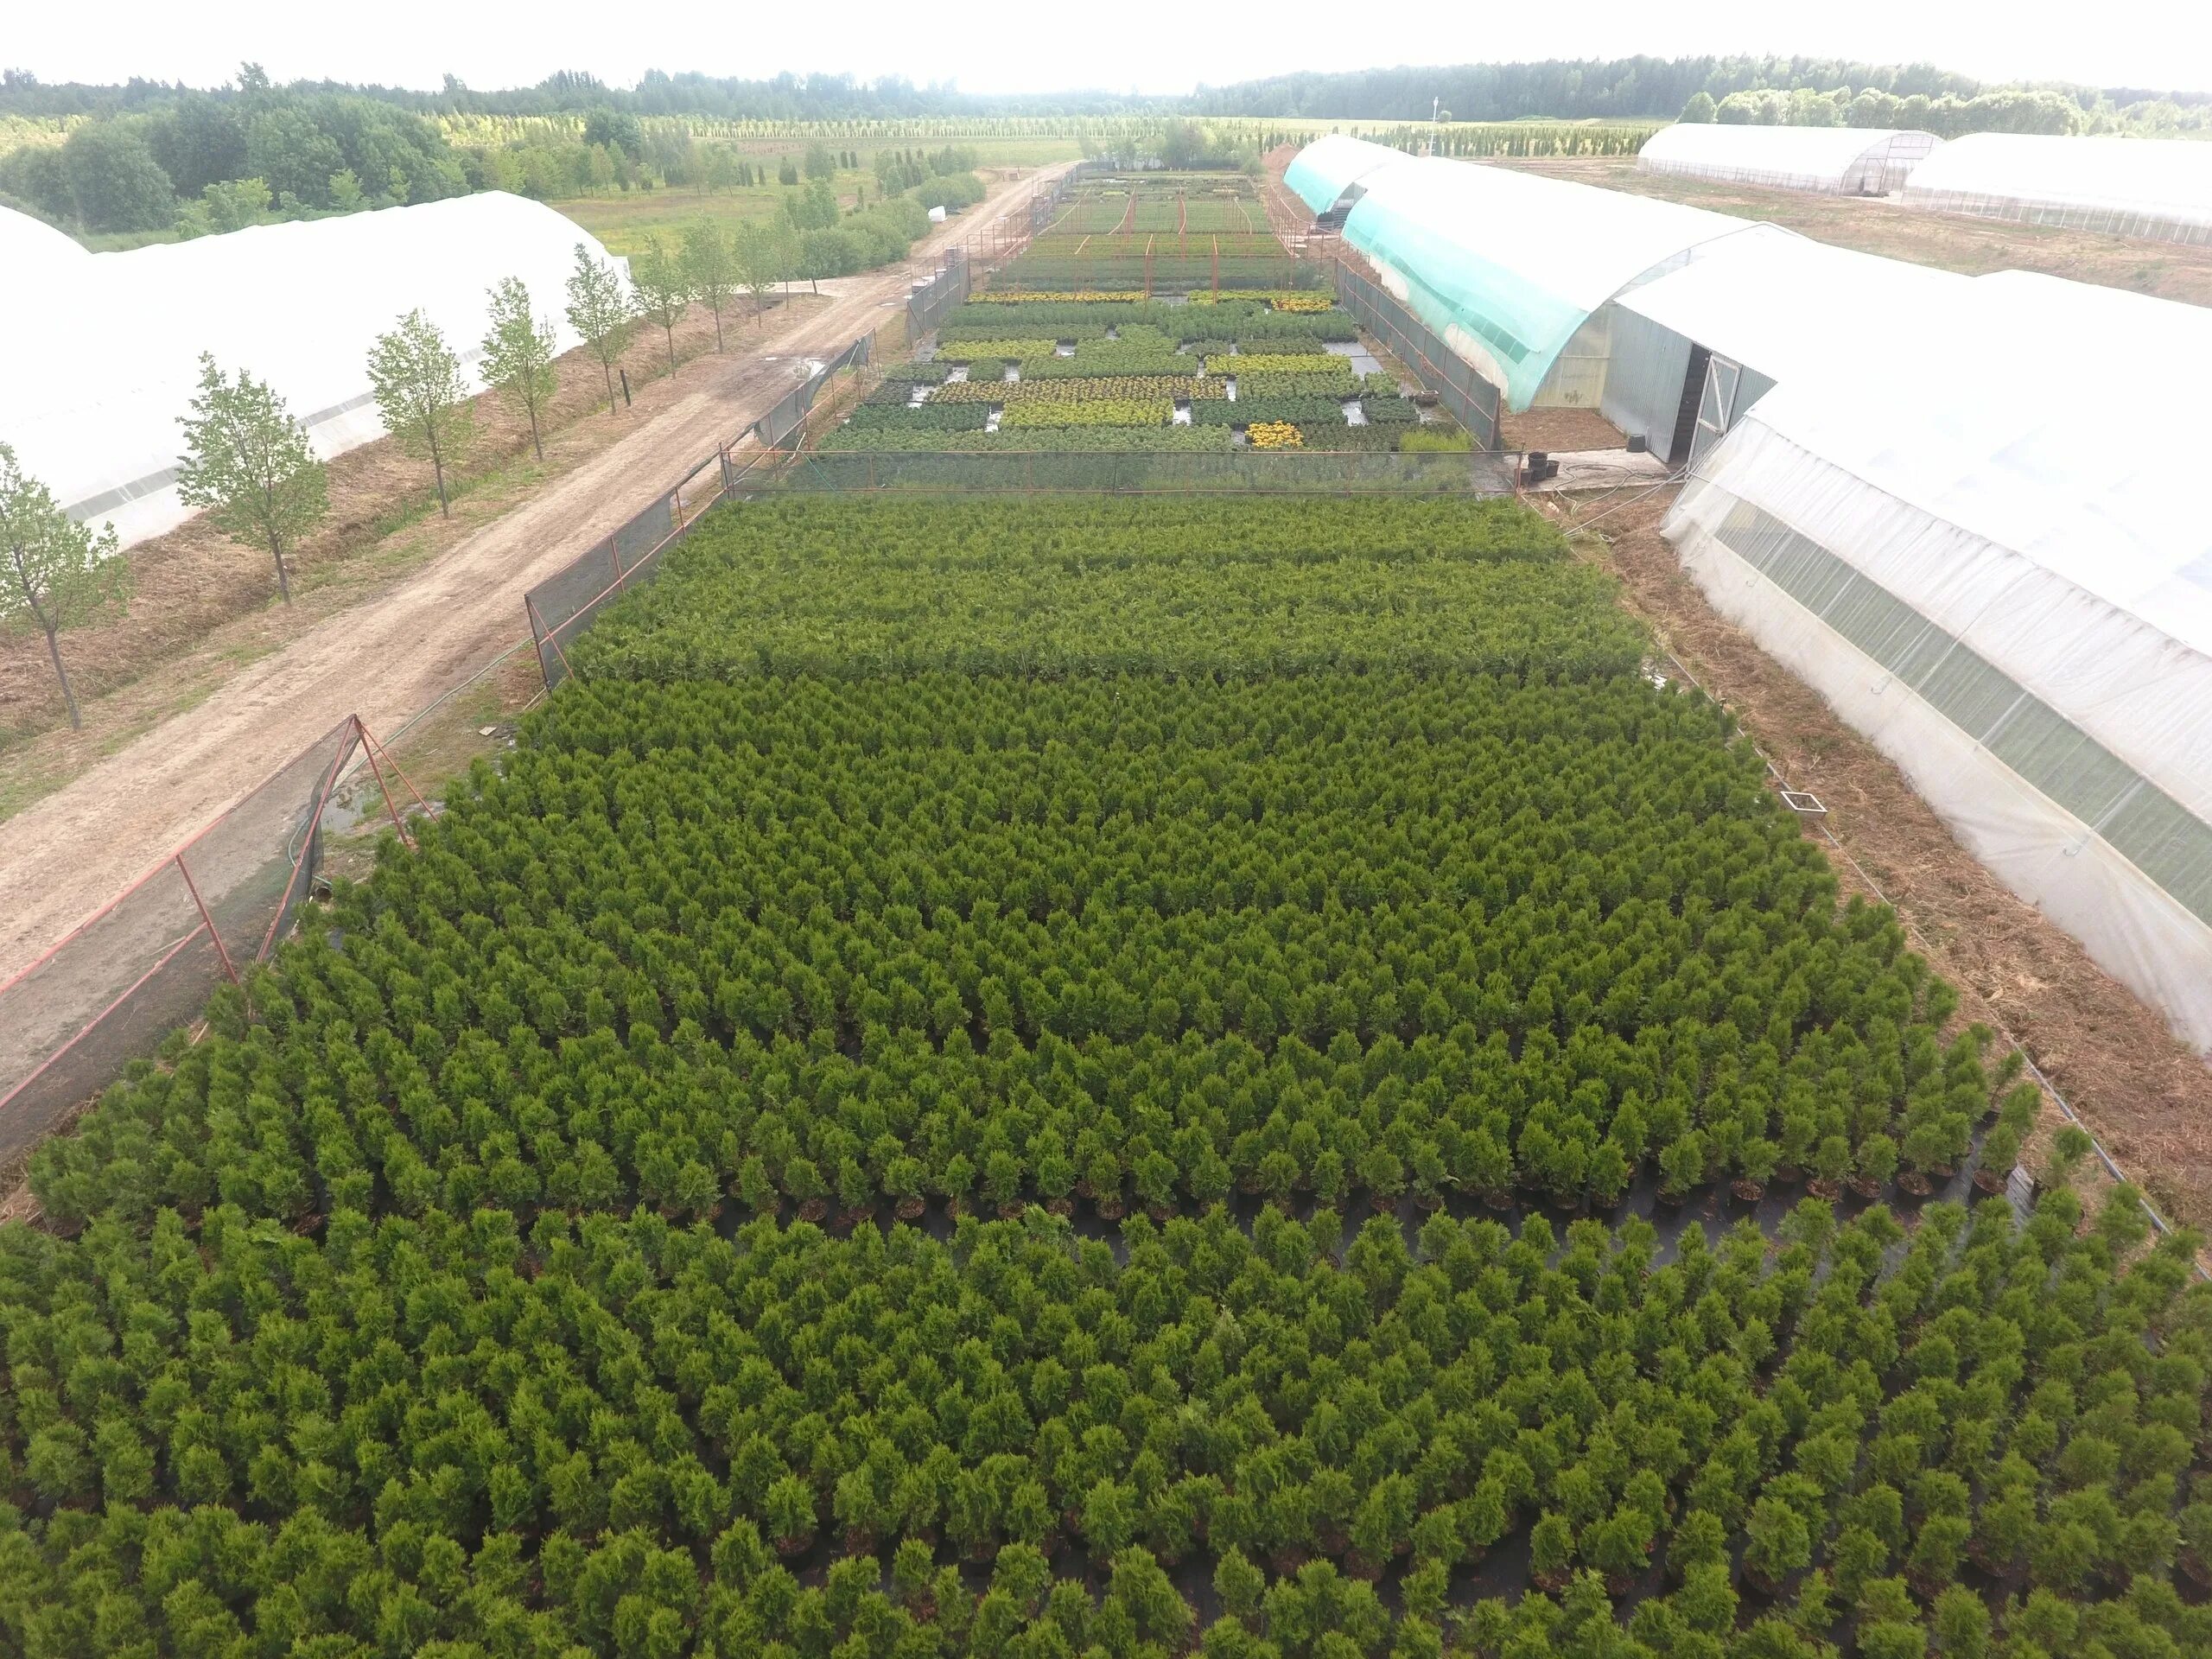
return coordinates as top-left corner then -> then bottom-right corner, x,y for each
1554,492 -> 2205,1275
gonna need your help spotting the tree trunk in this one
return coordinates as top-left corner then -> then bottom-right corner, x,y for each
664,324 -> 677,377
711,306 -> 725,352
41,623 -> 81,730
15,572 -> 81,729
601,356 -> 617,414
528,402 -> 543,462
427,423 -> 449,517
268,530 -> 291,603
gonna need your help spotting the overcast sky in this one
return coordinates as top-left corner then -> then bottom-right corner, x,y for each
12,0 -> 2210,99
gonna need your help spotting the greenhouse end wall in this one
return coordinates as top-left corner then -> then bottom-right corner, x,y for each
1599,306 -> 1695,458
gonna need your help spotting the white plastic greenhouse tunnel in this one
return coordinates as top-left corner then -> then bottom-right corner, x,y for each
1667,271 -> 2212,1053
1639,124 -> 1942,195
0,194 -> 624,549
1902,133 -> 2212,245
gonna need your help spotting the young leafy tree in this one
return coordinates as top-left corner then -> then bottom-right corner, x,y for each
0,444 -> 129,728
682,218 -> 738,353
564,242 -> 636,412
365,309 -> 474,517
175,354 -> 329,603
480,276 -> 559,462
735,221 -> 791,321
630,232 -> 691,378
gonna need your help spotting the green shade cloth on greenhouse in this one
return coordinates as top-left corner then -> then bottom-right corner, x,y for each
1283,134 -> 1412,214
1312,149 -> 1754,408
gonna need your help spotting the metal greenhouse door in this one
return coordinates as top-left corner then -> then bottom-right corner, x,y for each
1689,355 -> 1744,469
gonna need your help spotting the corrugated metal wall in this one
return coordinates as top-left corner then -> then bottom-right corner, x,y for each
1599,306 -> 1694,456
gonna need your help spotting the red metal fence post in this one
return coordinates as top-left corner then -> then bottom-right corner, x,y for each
361,721 -> 434,819
357,724 -> 419,853
175,855 -> 245,995
526,594 -> 577,688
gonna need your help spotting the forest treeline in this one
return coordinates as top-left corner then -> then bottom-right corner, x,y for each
0,63 -> 988,238
1193,55 -> 2211,133
9,57 -> 2209,126
3,54 -> 2207,238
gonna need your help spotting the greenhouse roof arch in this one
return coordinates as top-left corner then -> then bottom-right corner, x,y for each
1639,124 -> 1942,194
0,193 -> 620,550
1667,270 -> 2212,1048
1337,156 -> 1761,408
1903,133 -> 2212,244
1,204 -> 91,268
1616,228 -> 1969,388
1282,134 -> 1414,217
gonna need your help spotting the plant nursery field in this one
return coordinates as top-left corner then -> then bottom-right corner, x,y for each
3,492 -> 2206,1659
820,296 -> 1453,462
994,172 -> 1299,295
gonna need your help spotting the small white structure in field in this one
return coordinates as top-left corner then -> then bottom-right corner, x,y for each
1903,132 -> 2212,245
1640,124 -> 1942,195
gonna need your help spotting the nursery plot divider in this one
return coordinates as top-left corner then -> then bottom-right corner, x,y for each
1333,259 -> 1503,452
525,327 -> 887,690
906,247 -> 971,339
767,448 -> 1521,495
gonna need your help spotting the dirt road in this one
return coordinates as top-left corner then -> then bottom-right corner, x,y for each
0,164 -> 1065,986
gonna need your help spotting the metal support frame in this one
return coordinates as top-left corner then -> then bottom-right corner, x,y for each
174,855 -> 243,995
355,724 -> 419,852
359,721 -> 433,828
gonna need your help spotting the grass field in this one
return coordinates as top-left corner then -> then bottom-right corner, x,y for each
553,171 -> 874,256
554,137 -> 1076,254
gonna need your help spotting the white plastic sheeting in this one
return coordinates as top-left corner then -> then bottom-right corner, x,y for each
1282,134 -> 1414,216
1667,270 -> 2212,1051
1640,124 -> 1942,194
1,206 -> 91,288
1617,228 -> 1969,387
1903,133 -> 2212,245
0,194 -> 619,548
1334,156 -> 1757,407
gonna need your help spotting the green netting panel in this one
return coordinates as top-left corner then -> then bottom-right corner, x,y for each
1343,198 -> 1573,408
